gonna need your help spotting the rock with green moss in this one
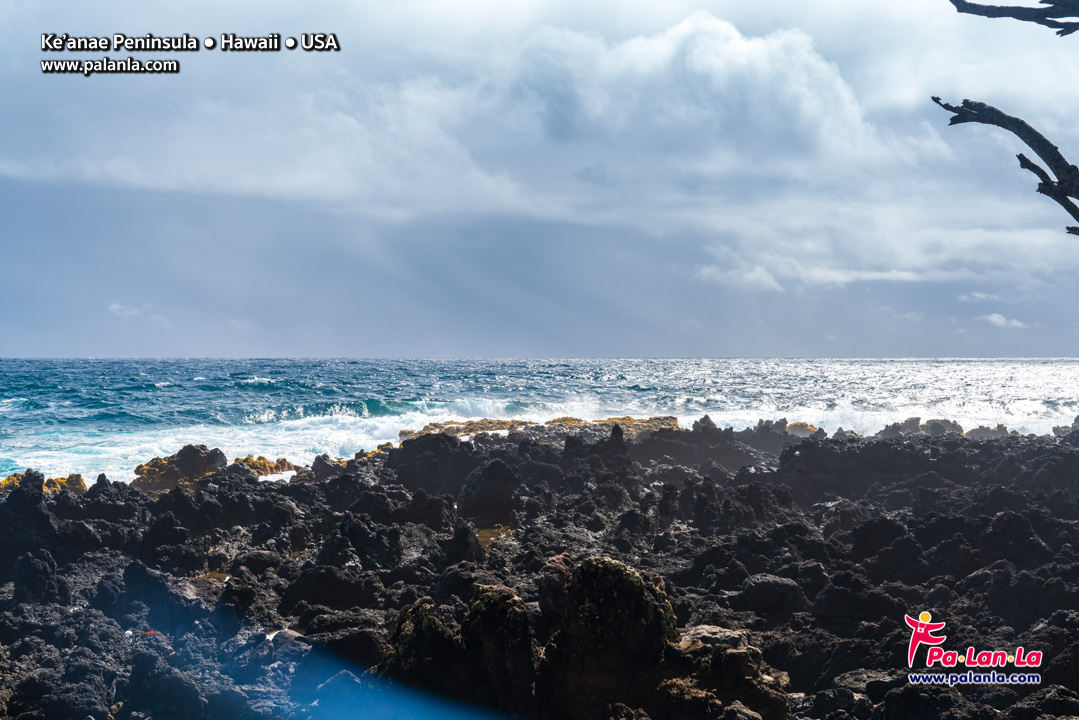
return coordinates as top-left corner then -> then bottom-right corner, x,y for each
563,556 -> 678,660
381,587 -> 540,712
462,585 -> 539,713
540,557 -> 678,717
379,597 -> 469,700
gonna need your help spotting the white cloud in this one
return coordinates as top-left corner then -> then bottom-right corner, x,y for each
107,301 -> 261,337
0,12 -> 941,222
218,314 -> 262,334
4,4 -> 1079,314
959,292 -> 1003,303
696,263 -> 785,292
108,302 -> 141,318
107,302 -> 173,330
696,245 -> 785,291
981,313 -> 1027,329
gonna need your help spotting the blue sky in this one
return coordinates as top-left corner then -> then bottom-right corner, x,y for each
3,0 -> 1079,357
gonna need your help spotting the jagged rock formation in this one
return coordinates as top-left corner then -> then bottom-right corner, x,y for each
2,423 -> 1079,719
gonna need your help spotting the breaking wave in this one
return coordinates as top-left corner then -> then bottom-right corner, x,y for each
2,357 -> 1078,481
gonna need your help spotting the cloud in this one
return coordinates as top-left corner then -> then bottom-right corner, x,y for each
981,313 -> 1027,329
959,292 -> 1003,303
107,302 -> 173,330
218,314 -> 262,334
505,15 -> 876,161
0,12 -> 940,222
779,264 -> 974,287
108,301 -> 141,318
5,4 -> 1079,357
7,10 -> 1072,294
695,263 -> 784,292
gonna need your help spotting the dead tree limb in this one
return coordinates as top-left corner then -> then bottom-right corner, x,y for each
933,97 -> 1079,234
947,0 -> 1079,36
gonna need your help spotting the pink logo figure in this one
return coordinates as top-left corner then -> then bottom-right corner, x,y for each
905,611 -> 947,667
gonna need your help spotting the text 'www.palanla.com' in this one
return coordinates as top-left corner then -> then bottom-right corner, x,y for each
909,672 -> 1042,687
41,56 -> 180,76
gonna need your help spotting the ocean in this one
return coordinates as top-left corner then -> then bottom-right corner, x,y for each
1,358 -> 1077,482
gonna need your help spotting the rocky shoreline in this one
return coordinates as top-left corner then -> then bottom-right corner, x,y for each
2,416 -> 1079,719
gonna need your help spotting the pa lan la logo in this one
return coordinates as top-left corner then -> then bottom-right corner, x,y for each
904,611 -> 1042,669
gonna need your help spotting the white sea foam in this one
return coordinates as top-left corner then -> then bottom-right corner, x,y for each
4,359 -> 1079,482
260,471 -> 296,483
1,401 -> 607,481
6,398 -> 1070,482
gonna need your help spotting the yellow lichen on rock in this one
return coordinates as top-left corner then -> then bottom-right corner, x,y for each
234,455 -> 295,476
879,417 -> 965,438
132,456 -> 179,492
289,470 -> 315,484
0,470 -> 84,494
131,444 -> 227,493
545,415 -> 680,438
921,418 -> 964,435
965,424 -> 1014,439
44,474 -> 87,495
593,416 -> 680,438
399,415 -> 681,442
545,416 -> 589,427
399,419 -> 537,441
785,422 -> 819,438
597,416 -> 644,425
355,441 -> 396,459
0,471 -> 26,492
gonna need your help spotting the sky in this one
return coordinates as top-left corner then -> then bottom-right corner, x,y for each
2,0 -> 1079,357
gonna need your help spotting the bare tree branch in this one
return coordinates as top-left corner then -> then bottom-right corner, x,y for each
948,0 -> 1079,36
933,97 -> 1079,234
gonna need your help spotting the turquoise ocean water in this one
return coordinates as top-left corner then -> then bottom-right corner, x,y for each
1,358 -> 1077,481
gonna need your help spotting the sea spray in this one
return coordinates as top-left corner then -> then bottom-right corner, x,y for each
2,357 -> 1078,480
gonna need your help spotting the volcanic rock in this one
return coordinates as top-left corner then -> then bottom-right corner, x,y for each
457,458 -> 522,527
2,417 -> 1079,720
132,444 -> 227,493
